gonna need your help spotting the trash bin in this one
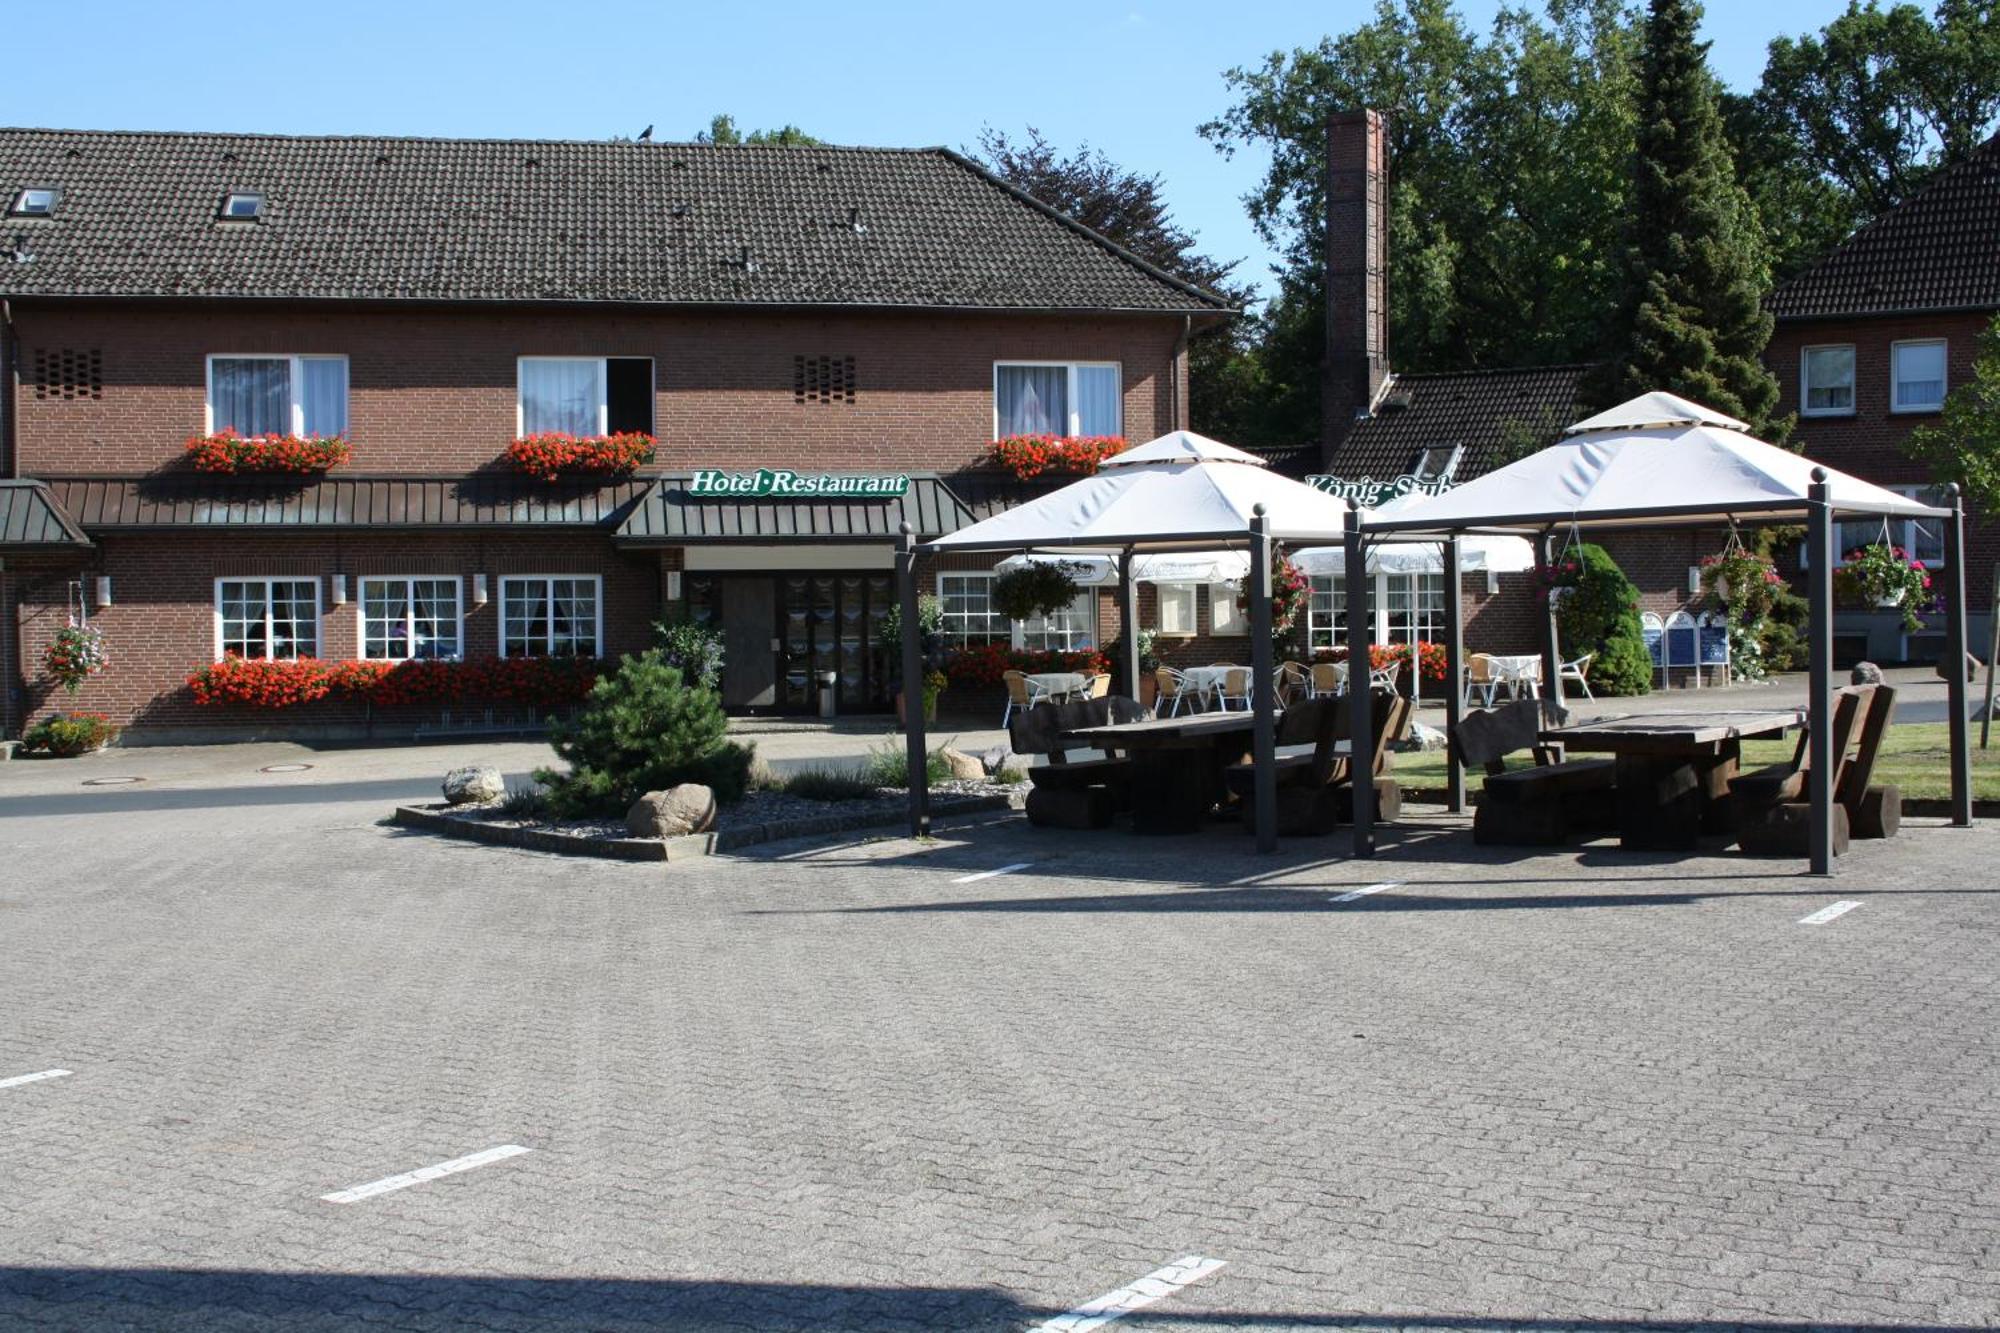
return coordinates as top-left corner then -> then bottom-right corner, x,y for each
817,670 -> 838,719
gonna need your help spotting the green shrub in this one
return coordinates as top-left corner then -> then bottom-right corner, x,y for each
499,783 -> 552,821
21,711 -> 117,757
654,617 -> 725,690
781,766 -> 881,801
534,651 -> 754,816
1553,544 -> 1652,697
861,739 -> 955,788
993,765 -> 1027,786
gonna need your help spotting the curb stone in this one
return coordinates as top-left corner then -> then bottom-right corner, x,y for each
392,792 -> 1015,862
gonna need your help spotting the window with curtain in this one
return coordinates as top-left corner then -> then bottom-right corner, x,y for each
208,356 -> 347,436
360,577 -> 462,660
1892,341 -> 1947,412
1208,582 -> 1246,635
217,578 -> 319,660
1801,345 -> 1855,415
994,362 -> 1121,436
939,574 -> 1007,644
519,359 -> 605,436
1018,590 -> 1096,651
501,576 -> 601,657
1306,575 -> 1346,651
1155,584 -> 1197,635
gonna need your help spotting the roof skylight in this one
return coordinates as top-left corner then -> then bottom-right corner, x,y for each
219,191 -> 265,221
9,187 -> 59,217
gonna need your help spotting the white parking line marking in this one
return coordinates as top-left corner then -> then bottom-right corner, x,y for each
1332,881 -> 1403,903
1032,1255 -> 1227,1331
953,862 -> 1034,884
0,1069 -> 72,1090
1799,900 -> 1862,925
321,1144 -> 531,1204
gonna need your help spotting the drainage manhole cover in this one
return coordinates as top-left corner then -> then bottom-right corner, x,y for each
259,763 -> 314,773
82,776 -> 145,786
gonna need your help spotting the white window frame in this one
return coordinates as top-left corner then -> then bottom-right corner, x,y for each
204,354 -> 349,437
213,576 -> 321,662
1890,339 -> 1948,414
1155,583 -> 1198,636
357,575 -> 465,662
992,361 -> 1123,437
1208,581 -> 1247,636
938,572 -> 1008,646
516,356 -> 609,436
499,574 -> 604,658
1015,589 -> 1097,652
1800,344 -> 1856,417
1306,574 -> 1345,652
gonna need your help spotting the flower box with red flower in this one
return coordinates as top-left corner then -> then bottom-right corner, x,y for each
991,435 -> 1127,480
505,432 -> 656,482
185,430 -> 352,474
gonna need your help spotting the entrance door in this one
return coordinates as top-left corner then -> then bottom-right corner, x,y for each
720,577 -> 777,709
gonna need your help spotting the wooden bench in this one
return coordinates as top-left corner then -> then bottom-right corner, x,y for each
1220,690 -> 1411,836
1733,683 -> 1898,854
1452,699 -> 1616,846
1008,696 -> 1146,829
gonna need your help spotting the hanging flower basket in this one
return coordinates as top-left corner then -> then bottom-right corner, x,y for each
505,432 -> 656,482
991,435 -> 1127,480
1833,544 -> 1932,633
44,622 -> 107,695
186,430 -> 352,474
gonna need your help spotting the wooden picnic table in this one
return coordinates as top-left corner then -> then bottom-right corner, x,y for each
1539,709 -> 1804,850
1064,712 -> 1258,834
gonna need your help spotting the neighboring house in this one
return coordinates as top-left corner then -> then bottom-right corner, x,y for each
0,129 -> 1230,738
1766,131 -> 2000,662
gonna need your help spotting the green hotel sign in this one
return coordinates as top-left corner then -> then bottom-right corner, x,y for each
1303,473 -> 1453,507
687,468 -> 911,499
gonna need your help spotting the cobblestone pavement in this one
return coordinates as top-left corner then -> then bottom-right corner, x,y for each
1,764 -> 1996,1331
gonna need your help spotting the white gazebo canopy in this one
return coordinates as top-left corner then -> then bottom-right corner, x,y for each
927,429 -> 1363,554
994,550 -> 1254,585
1292,494 -> 1536,576
1369,390 -> 1944,536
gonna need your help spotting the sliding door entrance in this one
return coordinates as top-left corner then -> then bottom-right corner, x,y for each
690,573 -> 895,714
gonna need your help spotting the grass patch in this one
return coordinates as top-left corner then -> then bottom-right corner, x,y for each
1389,721 -> 1997,802
780,766 -> 882,802
861,740 -> 956,789
498,783 -> 552,821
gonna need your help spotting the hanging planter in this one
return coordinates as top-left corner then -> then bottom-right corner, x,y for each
1833,544 -> 1932,633
185,430 -> 351,474
991,562 -> 1085,622
504,432 -> 656,482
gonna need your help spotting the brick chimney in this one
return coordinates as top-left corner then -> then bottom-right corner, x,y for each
1323,109 -> 1390,460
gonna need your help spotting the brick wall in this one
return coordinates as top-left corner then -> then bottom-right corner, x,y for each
13,302 -> 1185,477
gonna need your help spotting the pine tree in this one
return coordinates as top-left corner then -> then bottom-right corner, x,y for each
1589,0 -> 1786,440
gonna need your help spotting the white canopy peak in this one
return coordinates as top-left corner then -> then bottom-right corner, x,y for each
1564,391 -> 1750,437
1101,429 -> 1271,468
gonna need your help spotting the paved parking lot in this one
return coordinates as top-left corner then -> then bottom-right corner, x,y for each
1,749 -> 1996,1331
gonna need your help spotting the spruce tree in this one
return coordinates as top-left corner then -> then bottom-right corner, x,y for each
1589,0 -> 1786,440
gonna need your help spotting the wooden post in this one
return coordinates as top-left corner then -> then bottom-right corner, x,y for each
897,523 -> 929,838
1250,508 -> 1277,853
1807,473 -> 1834,874
1443,536 -> 1465,813
1345,502 -> 1375,858
1537,529 -> 1564,707
1943,485 -> 1972,826
1118,546 -> 1139,706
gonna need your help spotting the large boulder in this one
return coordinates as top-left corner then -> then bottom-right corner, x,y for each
939,746 -> 986,782
442,765 -> 504,805
626,784 -> 717,838
1849,661 -> 1885,685
978,744 -> 1011,776
1404,720 -> 1449,752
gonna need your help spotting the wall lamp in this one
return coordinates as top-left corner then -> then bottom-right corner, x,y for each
94,574 -> 113,608
329,574 -> 348,605
473,573 -> 489,607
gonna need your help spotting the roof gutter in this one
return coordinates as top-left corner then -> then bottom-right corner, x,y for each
2,298 -> 15,479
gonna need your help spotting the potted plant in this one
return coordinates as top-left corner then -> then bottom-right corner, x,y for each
20,711 -> 117,757
1833,543 -> 1932,633
877,594 -> 945,723
1136,629 -> 1161,710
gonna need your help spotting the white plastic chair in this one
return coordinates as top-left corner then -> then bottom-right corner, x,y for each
1155,665 -> 1195,717
1558,652 -> 1594,701
1464,652 -> 1499,708
1000,669 -> 1051,726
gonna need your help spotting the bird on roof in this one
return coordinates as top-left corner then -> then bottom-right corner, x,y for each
637,125 -> 654,142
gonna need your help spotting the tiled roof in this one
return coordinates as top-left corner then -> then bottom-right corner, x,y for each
0,129 -> 1229,313
0,479 -> 90,546
41,475 -> 650,529
616,474 -> 977,544
1770,134 -> 2000,320
1325,364 -> 1590,483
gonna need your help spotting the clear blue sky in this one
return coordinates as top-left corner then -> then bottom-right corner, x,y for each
5,0 -> 1852,301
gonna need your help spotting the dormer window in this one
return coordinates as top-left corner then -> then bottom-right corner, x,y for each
219,191 -> 265,221
9,187 -> 59,217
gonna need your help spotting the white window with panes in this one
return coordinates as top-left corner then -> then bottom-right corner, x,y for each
1306,575 -> 1346,651
1209,582 -> 1247,636
359,577 -> 463,660
206,355 -> 348,437
993,362 -> 1121,437
1155,584 -> 1198,636
215,578 -> 319,660
516,357 -> 655,435
1800,345 -> 1855,415
1017,590 -> 1097,652
938,574 -> 1007,645
1891,340 -> 1947,413
501,575 -> 601,657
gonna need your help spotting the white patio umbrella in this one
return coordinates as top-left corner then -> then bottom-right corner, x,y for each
898,429 -> 1361,852
994,549 -> 1254,585
1354,390 -> 1967,872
